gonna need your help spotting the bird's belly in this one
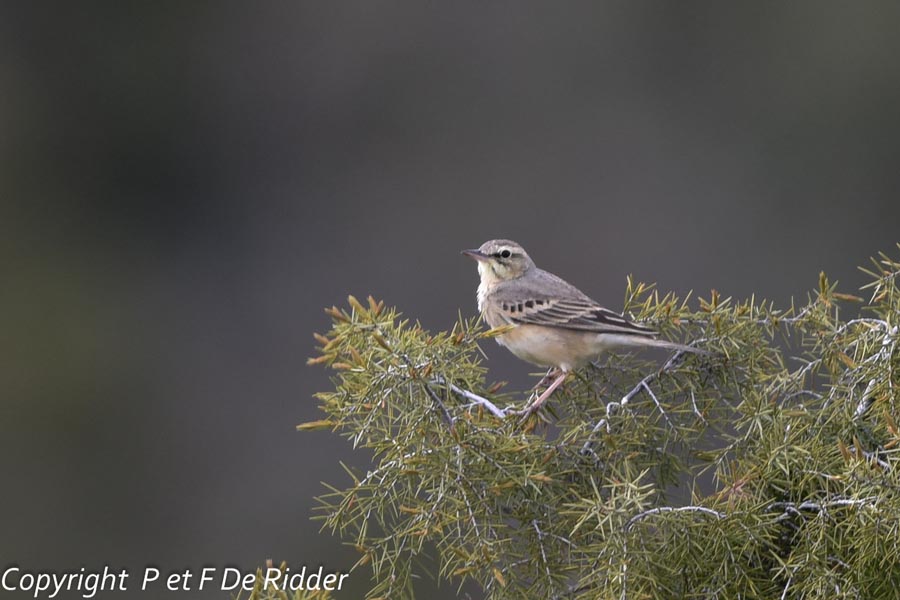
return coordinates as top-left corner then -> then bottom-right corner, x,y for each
496,325 -> 597,371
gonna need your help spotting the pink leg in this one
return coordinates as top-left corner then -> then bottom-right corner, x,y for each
525,370 -> 568,413
534,367 -> 561,389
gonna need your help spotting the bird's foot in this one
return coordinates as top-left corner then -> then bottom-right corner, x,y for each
534,368 -> 563,390
521,370 -> 569,417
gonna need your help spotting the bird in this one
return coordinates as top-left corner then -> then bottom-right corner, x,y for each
462,239 -> 706,412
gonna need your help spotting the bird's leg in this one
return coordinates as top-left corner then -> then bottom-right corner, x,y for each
524,370 -> 568,414
534,367 -> 561,389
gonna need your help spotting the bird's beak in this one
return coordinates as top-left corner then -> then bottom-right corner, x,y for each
461,249 -> 489,262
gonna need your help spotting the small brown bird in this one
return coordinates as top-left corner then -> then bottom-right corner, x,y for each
462,239 -> 705,411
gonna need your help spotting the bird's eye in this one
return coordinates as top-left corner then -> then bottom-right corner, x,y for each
500,249 -> 511,258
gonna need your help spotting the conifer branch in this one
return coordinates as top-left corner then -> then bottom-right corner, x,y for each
301,248 -> 900,599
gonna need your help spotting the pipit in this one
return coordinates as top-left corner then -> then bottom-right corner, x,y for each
462,239 -> 706,412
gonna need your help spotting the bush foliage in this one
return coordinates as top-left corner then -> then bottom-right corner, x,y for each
302,246 -> 900,599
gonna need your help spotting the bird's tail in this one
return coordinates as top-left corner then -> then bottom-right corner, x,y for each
602,333 -> 712,356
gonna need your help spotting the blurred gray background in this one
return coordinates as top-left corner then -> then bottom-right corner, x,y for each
2,3 -> 899,598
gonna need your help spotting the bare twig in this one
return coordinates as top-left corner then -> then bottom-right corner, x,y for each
780,575 -> 793,600
677,304 -> 817,329
625,506 -> 725,531
583,346 -> 703,445
388,348 -> 457,425
689,389 -> 706,423
848,447 -> 892,470
835,318 -> 889,335
641,380 -> 674,429
431,376 -> 508,418
619,343 -> 702,408
781,389 -> 822,405
580,399 -> 626,455
421,381 -> 455,425
855,325 -> 897,419
768,497 -> 878,521
455,446 -> 481,539
532,520 -> 552,581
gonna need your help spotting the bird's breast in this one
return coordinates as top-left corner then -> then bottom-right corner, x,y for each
476,281 -> 488,314
495,324 -> 597,371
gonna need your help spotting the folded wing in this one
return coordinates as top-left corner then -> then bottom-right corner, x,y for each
498,296 -> 657,337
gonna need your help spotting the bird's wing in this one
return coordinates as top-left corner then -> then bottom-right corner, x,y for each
497,296 -> 657,336
493,271 -> 657,337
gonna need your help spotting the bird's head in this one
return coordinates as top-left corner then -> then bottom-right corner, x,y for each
462,239 -> 535,283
